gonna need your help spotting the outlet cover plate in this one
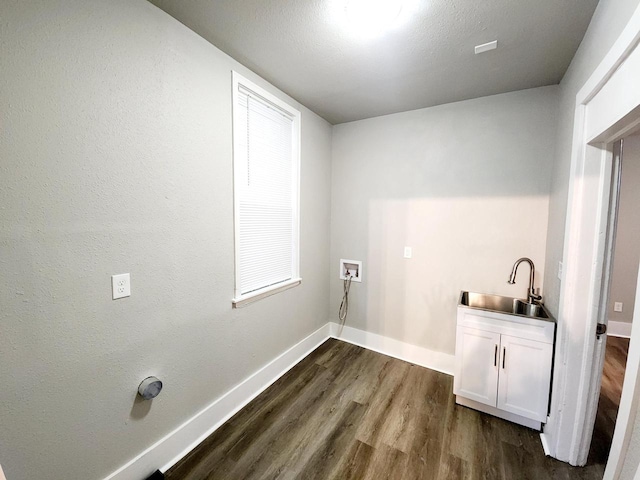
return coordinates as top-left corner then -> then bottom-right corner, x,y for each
112,273 -> 131,300
557,261 -> 563,280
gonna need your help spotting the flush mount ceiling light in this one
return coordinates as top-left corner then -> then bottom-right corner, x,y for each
345,0 -> 405,37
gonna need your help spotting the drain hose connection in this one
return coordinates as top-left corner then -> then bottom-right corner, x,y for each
338,275 -> 352,322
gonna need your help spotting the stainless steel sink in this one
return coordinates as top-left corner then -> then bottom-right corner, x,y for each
459,291 -> 552,320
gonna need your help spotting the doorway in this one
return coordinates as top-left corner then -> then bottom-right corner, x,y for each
589,132 -> 640,468
539,6 -> 640,474
590,336 -> 630,465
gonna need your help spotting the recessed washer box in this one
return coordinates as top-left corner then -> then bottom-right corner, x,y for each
339,259 -> 362,282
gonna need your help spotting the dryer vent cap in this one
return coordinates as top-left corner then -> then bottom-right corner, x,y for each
138,376 -> 163,400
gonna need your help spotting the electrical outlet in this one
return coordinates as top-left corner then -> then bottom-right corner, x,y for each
404,246 -> 412,259
614,302 -> 623,312
557,261 -> 563,280
112,273 -> 131,300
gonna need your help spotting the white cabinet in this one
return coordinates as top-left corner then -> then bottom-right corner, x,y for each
454,305 -> 555,429
454,327 -> 500,406
497,334 -> 553,422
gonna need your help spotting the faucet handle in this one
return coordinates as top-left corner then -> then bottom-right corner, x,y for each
529,289 -> 542,302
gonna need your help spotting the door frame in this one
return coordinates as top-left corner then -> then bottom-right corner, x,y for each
541,3 -> 640,471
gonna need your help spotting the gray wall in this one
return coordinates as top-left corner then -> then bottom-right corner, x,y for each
330,87 -> 558,355
542,0 -> 640,318
609,133 -> 640,324
0,1 -> 332,479
535,1 -> 640,477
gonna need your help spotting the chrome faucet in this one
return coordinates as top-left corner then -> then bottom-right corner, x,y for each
508,257 -> 542,304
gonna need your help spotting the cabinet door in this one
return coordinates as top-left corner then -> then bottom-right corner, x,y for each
497,335 -> 553,422
454,326 -> 500,407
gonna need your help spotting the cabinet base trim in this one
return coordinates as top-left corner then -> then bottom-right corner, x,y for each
540,432 -> 552,456
455,395 -> 542,430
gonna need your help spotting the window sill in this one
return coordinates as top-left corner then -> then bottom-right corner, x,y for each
232,278 -> 302,308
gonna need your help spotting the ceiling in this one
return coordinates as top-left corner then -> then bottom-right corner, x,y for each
149,0 -> 599,124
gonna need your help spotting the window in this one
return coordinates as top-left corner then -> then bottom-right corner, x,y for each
232,72 -> 301,307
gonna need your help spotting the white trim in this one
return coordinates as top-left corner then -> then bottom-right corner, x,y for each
329,322 -> 455,375
232,278 -> 302,308
103,323 -> 331,480
544,1 -> 640,471
102,322 -> 457,479
231,71 -> 301,306
576,6 -> 640,106
232,72 -> 301,118
608,320 -> 633,338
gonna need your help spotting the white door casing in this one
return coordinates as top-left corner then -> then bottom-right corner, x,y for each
542,2 -> 640,471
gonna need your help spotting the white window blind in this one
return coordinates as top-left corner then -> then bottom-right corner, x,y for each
232,73 -> 301,305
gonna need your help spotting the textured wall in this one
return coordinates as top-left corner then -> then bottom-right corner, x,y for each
0,1 -> 332,479
542,0 -> 640,318
536,0 -> 640,473
608,133 -> 640,324
148,0 -> 597,125
330,87 -> 558,355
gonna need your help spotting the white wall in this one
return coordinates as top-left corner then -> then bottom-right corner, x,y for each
0,1 -> 332,479
542,0 -> 640,318
609,133 -> 640,325
330,87 -> 558,355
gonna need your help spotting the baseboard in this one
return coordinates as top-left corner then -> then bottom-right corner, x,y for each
104,322 -> 455,479
103,323 -> 332,480
329,322 -> 455,376
608,320 -> 633,338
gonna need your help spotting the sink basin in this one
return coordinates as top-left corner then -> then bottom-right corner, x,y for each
513,299 -> 544,318
459,291 -> 551,320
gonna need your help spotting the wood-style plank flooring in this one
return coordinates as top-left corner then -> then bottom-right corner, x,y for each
588,335 -> 630,465
167,339 -> 606,479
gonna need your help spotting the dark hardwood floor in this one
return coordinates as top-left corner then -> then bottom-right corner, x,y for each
167,338 -> 607,479
588,335 -> 630,466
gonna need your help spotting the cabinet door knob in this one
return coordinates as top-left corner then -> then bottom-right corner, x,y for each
494,344 -> 498,366
502,347 -> 506,369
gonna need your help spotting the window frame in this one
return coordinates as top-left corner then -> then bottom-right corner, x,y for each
231,71 -> 302,307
